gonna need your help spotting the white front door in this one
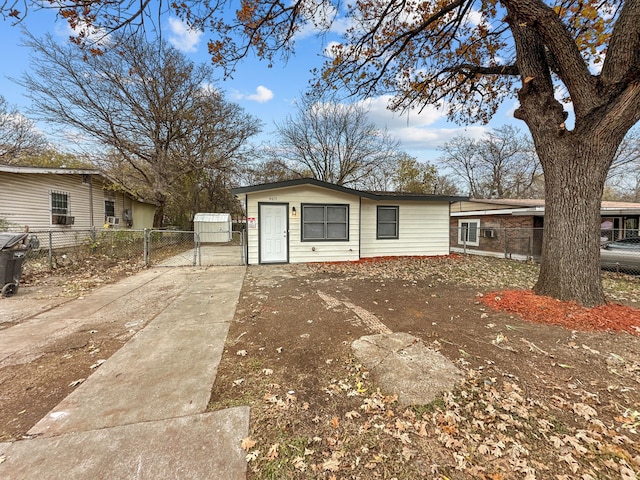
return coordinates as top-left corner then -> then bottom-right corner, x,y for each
260,204 -> 288,263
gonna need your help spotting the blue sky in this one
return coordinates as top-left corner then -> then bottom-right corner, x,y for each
0,7 -> 521,163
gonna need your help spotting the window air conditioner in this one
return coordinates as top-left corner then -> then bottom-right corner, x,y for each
106,216 -> 120,225
482,229 -> 495,238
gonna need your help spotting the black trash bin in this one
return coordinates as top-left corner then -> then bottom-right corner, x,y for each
0,232 -> 28,297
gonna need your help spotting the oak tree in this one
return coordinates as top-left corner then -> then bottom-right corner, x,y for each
19,32 -> 260,227
269,94 -> 405,188
439,126 -> 542,198
7,1 -> 640,305
0,95 -> 46,162
207,0 -> 639,306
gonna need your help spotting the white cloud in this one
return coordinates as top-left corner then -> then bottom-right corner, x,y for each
355,95 -> 488,157
464,9 -> 484,27
168,17 -> 202,53
54,18 -> 110,46
324,41 -> 341,59
232,86 -> 274,103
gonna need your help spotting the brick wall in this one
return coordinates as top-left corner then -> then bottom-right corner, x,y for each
450,214 -> 543,258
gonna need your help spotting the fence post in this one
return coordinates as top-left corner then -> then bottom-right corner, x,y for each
143,228 -> 149,266
48,230 -> 53,269
462,226 -> 467,254
193,232 -> 200,266
504,227 -> 508,259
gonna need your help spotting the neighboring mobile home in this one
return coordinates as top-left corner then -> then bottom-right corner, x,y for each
232,178 -> 467,265
450,198 -> 640,260
0,164 -> 156,231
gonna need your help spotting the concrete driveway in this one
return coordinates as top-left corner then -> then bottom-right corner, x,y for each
0,266 -> 249,479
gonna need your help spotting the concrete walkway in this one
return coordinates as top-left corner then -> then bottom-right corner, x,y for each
0,266 -> 249,479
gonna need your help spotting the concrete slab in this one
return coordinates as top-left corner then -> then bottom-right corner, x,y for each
0,407 -> 250,480
353,332 -> 463,406
0,269 -> 178,365
29,267 -> 245,437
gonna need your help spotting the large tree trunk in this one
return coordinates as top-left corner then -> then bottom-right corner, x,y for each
534,139 -> 612,306
153,200 -> 165,228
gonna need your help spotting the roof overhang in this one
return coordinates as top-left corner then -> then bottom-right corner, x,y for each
0,164 -> 102,176
232,178 -> 468,203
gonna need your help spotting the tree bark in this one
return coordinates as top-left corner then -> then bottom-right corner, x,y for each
533,138 -> 612,306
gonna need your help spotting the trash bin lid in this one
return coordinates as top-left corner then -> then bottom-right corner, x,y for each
0,232 -> 28,250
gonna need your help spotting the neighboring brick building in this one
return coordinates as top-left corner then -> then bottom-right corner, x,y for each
450,199 -> 640,260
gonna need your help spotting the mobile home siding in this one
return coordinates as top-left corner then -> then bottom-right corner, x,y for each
0,171 -> 96,230
0,171 -> 155,232
245,185 -> 360,265
360,200 -> 451,257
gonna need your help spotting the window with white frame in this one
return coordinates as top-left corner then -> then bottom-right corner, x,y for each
301,204 -> 349,241
458,219 -> 480,246
51,191 -> 71,225
377,206 -> 399,239
105,199 -> 116,217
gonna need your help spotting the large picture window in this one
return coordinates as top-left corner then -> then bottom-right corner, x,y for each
458,219 -> 480,246
301,204 -> 349,241
377,206 -> 399,239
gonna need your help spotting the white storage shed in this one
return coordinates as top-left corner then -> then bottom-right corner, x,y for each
194,213 -> 232,243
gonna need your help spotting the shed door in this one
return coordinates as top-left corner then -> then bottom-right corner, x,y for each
260,204 -> 288,263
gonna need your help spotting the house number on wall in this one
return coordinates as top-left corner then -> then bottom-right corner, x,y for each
268,196 -> 278,201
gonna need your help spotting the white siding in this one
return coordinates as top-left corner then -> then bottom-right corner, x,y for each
245,185 -> 360,265
360,200 -> 450,257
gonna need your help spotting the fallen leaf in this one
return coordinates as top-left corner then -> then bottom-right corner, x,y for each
330,416 -> 340,429
241,437 -> 256,451
322,457 -> 340,472
267,443 -> 279,460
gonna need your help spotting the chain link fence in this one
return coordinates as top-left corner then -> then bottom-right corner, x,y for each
451,226 -> 640,276
8,227 -> 245,274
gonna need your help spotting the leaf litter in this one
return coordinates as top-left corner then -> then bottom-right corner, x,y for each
208,256 -> 640,479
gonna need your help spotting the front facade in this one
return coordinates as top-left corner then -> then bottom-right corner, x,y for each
450,199 -> 640,260
0,165 -> 156,231
232,179 -> 466,265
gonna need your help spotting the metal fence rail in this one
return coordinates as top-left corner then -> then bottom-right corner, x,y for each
13,227 -> 246,272
450,226 -> 640,276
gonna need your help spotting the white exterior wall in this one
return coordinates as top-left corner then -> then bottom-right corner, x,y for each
245,185 -> 360,265
360,199 -> 451,257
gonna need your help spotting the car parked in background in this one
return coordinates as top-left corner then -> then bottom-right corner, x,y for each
600,237 -> 640,273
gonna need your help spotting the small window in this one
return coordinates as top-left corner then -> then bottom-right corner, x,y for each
377,206 -> 399,239
458,219 -> 480,246
301,204 -> 349,241
105,199 -> 115,217
51,192 -> 69,215
51,191 -> 71,225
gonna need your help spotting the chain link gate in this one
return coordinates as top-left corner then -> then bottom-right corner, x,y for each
145,229 -> 245,267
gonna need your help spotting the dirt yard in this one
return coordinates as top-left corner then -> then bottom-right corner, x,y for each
208,257 -> 640,479
1,255 -> 639,479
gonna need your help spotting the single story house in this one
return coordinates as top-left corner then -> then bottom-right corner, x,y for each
450,198 -> 640,260
232,178 -> 467,265
0,164 -> 156,231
